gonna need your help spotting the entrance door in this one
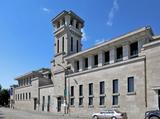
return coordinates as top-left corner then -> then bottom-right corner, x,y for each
158,90 -> 160,110
57,97 -> 61,112
34,98 -> 37,110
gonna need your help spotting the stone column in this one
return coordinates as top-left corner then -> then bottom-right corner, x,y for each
138,39 -> 144,53
79,58 -> 83,71
123,43 -> 129,60
65,15 -> 71,26
78,23 -> 82,30
60,19 -> 63,27
98,51 -> 104,67
73,19 -> 77,28
70,61 -> 75,73
109,48 -> 115,64
88,55 -> 94,69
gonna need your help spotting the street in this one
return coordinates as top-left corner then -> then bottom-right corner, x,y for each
0,107 -> 91,119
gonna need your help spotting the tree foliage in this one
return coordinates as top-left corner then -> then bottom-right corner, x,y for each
0,85 -> 10,106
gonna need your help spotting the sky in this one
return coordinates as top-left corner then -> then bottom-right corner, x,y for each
0,0 -> 160,89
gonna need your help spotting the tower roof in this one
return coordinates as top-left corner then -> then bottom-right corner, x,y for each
51,10 -> 84,24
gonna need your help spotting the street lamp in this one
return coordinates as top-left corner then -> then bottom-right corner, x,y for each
57,64 -> 67,114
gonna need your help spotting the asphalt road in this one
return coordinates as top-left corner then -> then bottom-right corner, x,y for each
0,107 -> 91,119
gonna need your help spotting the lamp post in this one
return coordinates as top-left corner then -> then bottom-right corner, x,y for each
57,64 -> 67,114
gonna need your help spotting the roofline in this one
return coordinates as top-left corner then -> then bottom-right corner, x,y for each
65,26 -> 153,60
51,10 -> 84,24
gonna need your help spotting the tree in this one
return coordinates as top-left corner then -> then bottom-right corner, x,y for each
0,89 -> 10,106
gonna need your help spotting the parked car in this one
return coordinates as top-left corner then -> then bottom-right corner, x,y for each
145,110 -> 160,119
92,109 -> 127,119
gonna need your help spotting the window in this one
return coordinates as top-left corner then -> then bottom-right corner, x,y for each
100,96 -> 105,105
100,81 -> 105,95
42,96 -> 45,111
113,79 -> 118,93
70,98 -> 74,106
71,37 -> 73,52
70,86 -> 74,106
84,58 -> 88,69
76,22 -> 79,29
89,97 -> 93,106
57,39 -> 59,53
29,92 -> 31,100
130,42 -> 138,58
76,61 -> 79,72
94,54 -> 98,67
62,37 -> 64,52
104,51 -> 110,64
89,83 -> 93,106
57,21 -> 60,28
20,94 -> 22,100
76,40 -> 79,53
71,86 -> 74,97
128,77 -> 134,92
79,97 -> 83,106
70,19 -> 73,25
89,83 -> 93,95
116,47 -> 123,61
26,93 -> 28,100
79,85 -> 83,96
113,95 -> 118,105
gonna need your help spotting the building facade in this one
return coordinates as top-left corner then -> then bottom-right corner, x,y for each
11,10 -> 160,119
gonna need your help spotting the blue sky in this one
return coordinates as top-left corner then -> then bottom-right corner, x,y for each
0,0 -> 160,89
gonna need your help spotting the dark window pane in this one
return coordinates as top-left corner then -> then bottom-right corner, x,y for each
100,96 -> 105,105
128,77 -> 134,92
105,51 -> 110,63
84,58 -> 88,68
71,86 -> 74,96
76,40 -> 79,53
112,95 -> 118,105
57,40 -> 59,53
130,42 -> 138,57
113,79 -> 118,93
89,97 -> 93,105
71,37 -> 73,51
100,81 -> 105,94
71,98 -> 74,105
62,37 -> 64,52
89,83 -> 93,95
79,85 -> 83,96
76,61 -> 79,71
94,55 -> 98,66
79,98 -> 83,105
116,47 -> 123,61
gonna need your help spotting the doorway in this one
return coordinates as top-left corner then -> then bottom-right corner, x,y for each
34,98 -> 37,110
158,90 -> 160,110
57,97 -> 61,112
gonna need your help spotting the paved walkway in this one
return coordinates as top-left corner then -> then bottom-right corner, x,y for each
0,107 -> 91,119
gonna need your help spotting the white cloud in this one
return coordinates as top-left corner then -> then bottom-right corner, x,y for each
95,38 -> 105,45
81,29 -> 87,41
42,7 -> 50,13
106,0 -> 119,26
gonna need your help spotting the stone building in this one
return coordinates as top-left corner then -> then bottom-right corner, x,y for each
11,10 -> 160,119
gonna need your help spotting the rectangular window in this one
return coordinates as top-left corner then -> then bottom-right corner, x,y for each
71,37 -> 73,52
130,42 -> 138,58
57,39 -> 59,53
23,93 -> 24,100
100,81 -> 105,95
79,97 -> 83,106
89,97 -> 93,105
128,77 -> 134,92
100,96 -> 105,105
79,85 -> 83,96
62,37 -> 64,52
70,98 -> 74,105
76,61 -> 79,72
113,79 -> 118,94
89,83 -> 93,95
104,51 -> 110,64
94,54 -> 98,67
112,95 -> 118,105
76,40 -> 79,53
29,92 -> 31,100
71,86 -> 74,97
116,47 -> 123,61
26,93 -> 28,100
84,58 -> 88,69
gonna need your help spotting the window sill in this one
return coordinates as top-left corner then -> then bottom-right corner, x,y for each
112,105 -> 120,108
79,96 -> 84,98
127,92 -> 136,95
88,105 -> 94,108
70,96 -> 75,98
99,94 -> 106,97
112,93 -> 120,96
130,54 -> 138,59
89,95 -> 94,97
79,105 -> 84,108
70,105 -> 75,108
116,58 -> 123,62
99,105 -> 106,108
